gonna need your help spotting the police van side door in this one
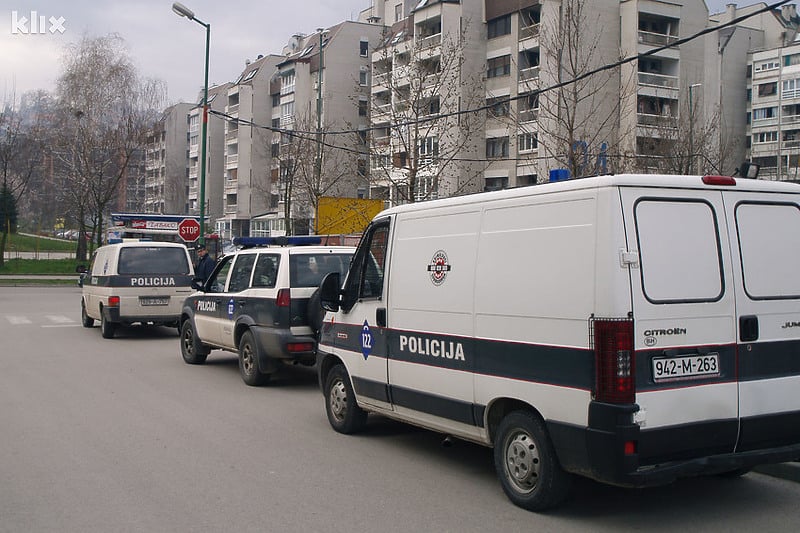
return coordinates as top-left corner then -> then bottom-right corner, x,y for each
620,188 -> 739,462
722,191 -> 800,451
335,219 -> 392,410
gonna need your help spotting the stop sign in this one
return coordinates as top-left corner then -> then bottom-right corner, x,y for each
178,218 -> 201,242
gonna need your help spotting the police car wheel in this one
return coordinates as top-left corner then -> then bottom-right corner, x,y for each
494,410 -> 571,511
100,313 -> 116,339
180,320 -> 209,364
324,364 -> 367,434
239,330 -> 269,386
81,301 -> 94,328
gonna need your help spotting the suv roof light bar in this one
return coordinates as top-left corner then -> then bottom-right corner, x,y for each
233,236 -> 323,248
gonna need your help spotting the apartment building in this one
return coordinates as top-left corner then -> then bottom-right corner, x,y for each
143,102 -> 193,214
364,0 -> 486,205
188,82 -> 231,229
739,4 -> 800,180
262,20 -> 385,235
217,54 -> 283,239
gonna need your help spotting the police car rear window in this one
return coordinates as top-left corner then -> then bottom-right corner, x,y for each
289,253 -> 352,288
118,247 -> 190,275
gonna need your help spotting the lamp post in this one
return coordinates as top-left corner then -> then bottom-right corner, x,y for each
173,2 -> 210,247
688,83 -> 702,175
315,28 -> 326,201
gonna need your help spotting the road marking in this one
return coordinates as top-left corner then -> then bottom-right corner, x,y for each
42,324 -> 82,328
5,316 -> 32,325
46,315 -> 74,324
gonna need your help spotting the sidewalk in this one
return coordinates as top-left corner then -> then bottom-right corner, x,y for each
0,275 -> 79,286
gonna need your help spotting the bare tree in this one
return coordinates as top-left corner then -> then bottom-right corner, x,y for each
53,34 -> 165,260
368,21 -> 486,205
537,0 -> 628,179
0,91 -> 49,265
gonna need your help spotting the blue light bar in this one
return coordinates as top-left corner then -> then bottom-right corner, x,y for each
233,236 -> 323,248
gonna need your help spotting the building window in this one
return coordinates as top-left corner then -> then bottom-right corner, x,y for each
358,99 -> 368,117
360,39 -> 369,57
272,118 -> 280,129
281,101 -> 295,118
487,15 -> 511,39
487,55 -> 511,78
755,60 -> 779,72
271,143 -> 280,157
518,132 -> 538,152
486,96 -> 509,118
359,69 -> 369,86
486,137 -> 509,158
484,176 -> 508,191
785,53 -> 800,67
272,94 -> 280,107
417,136 -> 439,159
280,72 -> 296,95
752,107 -> 777,120
395,3 -> 402,23
758,82 -> 777,97
753,131 -> 778,143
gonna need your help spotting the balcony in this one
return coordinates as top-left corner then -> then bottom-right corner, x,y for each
637,113 -> 677,128
227,103 -> 239,114
519,108 -> 538,123
417,33 -> 441,50
226,130 -> 238,142
638,72 -> 678,89
226,154 -> 239,168
519,23 -> 540,41
638,31 -> 678,47
372,71 -> 391,87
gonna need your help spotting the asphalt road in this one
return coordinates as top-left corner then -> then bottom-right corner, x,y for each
2,286 -> 800,532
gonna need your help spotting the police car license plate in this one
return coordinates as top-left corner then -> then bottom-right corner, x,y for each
652,353 -> 719,382
140,296 -> 169,306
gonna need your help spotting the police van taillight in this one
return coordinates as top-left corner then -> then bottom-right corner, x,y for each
108,296 -> 120,307
276,289 -> 291,308
592,317 -> 635,404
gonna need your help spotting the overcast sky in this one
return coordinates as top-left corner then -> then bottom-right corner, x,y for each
0,1 -> 756,106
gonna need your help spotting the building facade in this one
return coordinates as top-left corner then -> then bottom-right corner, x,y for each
144,102 -> 193,214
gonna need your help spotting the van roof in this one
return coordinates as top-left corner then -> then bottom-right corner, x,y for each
377,174 -> 800,219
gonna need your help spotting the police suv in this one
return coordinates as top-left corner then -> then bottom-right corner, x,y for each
80,240 -> 195,338
179,236 -> 355,386
316,174 -> 800,511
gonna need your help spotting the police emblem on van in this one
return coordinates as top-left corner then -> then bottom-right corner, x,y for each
427,250 -> 451,286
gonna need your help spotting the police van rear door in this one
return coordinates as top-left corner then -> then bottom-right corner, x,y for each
721,189 -> 800,451
620,187 -> 739,464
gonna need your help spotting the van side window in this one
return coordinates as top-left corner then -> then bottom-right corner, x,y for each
227,254 -> 256,293
360,226 -> 389,299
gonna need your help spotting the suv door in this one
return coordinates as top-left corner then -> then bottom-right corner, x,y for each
621,188 -> 739,463
218,253 -> 257,350
193,256 -> 234,346
722,193 -> 800,451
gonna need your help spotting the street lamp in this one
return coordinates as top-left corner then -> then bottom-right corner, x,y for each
315,28 -> 327,207
688,83 -> 702,175
173,2 -> 210,246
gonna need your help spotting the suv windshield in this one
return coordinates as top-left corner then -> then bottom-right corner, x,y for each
290,253 -> 352,288
118,247 -> 190,275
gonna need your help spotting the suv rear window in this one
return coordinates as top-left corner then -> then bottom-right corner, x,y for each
118,247 -> 190,275
290,253 -> 352,288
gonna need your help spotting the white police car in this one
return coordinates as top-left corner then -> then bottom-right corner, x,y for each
179,236 -> 355,385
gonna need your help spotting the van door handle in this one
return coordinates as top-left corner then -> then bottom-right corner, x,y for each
740,315 -> 759,342
376,307 -> 386,328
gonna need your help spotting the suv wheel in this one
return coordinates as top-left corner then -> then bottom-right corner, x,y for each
239,330 -> 270,386
180,319 -> 209,364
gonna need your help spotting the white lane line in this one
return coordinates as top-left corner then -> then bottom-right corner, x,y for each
5,316 -> 33,325
46,315 -> 75,324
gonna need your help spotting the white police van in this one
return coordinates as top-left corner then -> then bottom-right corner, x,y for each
80,241 -> 195,338
316,174 -> 800,511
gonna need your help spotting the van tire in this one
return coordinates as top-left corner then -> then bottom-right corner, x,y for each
239,330 -> 270,386
100,313 -> 116,339
494,410 -> 571,511
324,364 -> 367,434
180,319 -> 209,364
81,301 -> 95,328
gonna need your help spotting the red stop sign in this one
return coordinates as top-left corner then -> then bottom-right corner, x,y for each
178,218 -> 201,242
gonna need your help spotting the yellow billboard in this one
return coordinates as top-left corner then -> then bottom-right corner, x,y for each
315,197 -> 385,235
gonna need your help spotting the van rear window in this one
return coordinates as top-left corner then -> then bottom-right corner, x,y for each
289,253 -> 352,288
635,199 -> 723,304
736,202 -> 800,300
118,247 -> 190,275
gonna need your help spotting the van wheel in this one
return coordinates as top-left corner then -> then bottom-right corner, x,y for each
100,313 -> 116,339
494,410 -> 571,511
180,320 -> 209,364
239,330 -> 270,386
324,364 -> 367,434
81,301 -> 94,328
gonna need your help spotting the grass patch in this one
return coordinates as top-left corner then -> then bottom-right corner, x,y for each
5,233 -> 78,253
0,258 -> 85,275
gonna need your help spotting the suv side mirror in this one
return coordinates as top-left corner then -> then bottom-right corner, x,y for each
319,272 -> 341,312
191,277 -> 205,291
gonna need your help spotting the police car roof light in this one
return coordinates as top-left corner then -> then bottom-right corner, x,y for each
233,236 -> 323,248
702,175 -> 736,186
